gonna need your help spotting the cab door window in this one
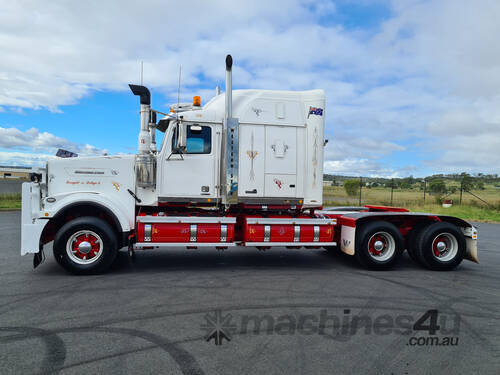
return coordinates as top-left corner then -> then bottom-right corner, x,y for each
172,125 -> 212,154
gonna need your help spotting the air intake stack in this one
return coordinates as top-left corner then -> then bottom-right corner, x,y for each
129,84 -> 156,188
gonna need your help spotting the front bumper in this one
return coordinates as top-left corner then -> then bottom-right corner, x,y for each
21,182 -> 48,255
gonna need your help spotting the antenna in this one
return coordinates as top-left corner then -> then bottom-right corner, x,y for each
176,65 -> 181,115
140,61 -> 144,85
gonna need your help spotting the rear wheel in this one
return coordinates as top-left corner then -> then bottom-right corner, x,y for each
355,221 -> 404,270
407,222 -> 432,265
415,222 -> 466,271
53,216 -> 118,275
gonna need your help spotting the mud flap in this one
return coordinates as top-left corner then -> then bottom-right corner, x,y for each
465,237 -> 479,263
33,243 -> 45,269
340,225 -> 355,256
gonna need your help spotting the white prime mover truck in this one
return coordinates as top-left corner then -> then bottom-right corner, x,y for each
21,55 -> 478,274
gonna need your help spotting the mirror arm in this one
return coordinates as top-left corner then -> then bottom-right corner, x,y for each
167,151 -> 184,161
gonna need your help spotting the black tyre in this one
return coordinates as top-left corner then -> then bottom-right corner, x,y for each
414,222 -> 466,271
406,221 -> 432,265
53,216 -> 118,275
355,221 -> 404,270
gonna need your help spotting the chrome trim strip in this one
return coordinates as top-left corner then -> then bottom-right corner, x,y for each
137,216 -> 236,224
144,224 -> 152,242
221,224 -> 227,242
158,197 -> 220,203
264,225 -> 271,242
245,218 -> 336,225
313,225 -> 320,242
134,242 -> 237,248
239,197 -> 304,205
245,242 -> 337,247
294,225 -> 300,242
190,224 -> 197,242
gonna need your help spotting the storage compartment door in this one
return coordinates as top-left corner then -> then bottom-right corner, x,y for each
265,126 -> 297,174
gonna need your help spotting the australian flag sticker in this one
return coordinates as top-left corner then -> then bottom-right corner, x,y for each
308,106 -> 323,118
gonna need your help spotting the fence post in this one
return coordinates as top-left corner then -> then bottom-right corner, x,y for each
390,178 -> 394,205
460,179 -> 463,205
359,177 -> 362,206
423,179 -> 426,203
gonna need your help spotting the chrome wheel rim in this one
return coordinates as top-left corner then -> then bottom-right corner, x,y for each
368,231 -> 395,261
66,230 -> 103,265
431,233 -> 458,262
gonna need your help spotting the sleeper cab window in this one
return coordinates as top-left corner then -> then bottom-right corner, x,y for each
172,125 -> 212,154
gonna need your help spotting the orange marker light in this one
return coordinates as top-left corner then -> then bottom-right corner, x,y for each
193,96 -> 201,106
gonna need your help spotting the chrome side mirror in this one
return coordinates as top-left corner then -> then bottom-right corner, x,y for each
177,119 -> 187,150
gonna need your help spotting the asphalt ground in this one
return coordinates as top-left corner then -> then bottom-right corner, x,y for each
1,210 -> 499,374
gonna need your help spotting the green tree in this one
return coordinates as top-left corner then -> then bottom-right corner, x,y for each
429,179 -> 447,196
460,172 -> 474,192
344,179 -> 360,197
476,181 -> 485,190
400,181 -> 411,189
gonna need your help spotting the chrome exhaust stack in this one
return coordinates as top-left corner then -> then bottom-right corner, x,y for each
129,84 -> 152,153
225,55 -> 232,119
220,55 -> 239,206
149,111 -> 157,153
129,84 -> 156,189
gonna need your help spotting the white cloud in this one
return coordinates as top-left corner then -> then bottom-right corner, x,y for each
0,0 -> 499,175
0,151 -> 56,167
324,136 -> 405,161
0,126 -> 107,166
0,127 -> 69,150
324,158 -> 404,178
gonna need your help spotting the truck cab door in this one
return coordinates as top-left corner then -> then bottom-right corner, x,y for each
158,123 -> 218,202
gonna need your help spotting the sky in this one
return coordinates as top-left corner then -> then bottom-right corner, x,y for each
1,0 -> 499,177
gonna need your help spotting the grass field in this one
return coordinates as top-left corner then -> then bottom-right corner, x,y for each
1,186 -> 499,222
0,193 -> 22,210
324,185 -> 500,222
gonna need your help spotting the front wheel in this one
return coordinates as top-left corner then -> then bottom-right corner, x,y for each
355,221 -> 404,270
53,216 -> 118,275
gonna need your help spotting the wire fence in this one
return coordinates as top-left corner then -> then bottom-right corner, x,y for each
323,177 -> 500,210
